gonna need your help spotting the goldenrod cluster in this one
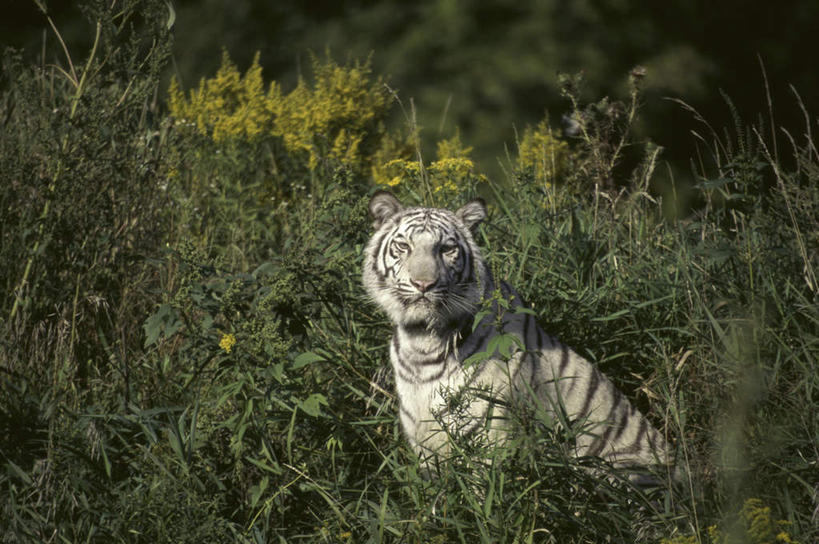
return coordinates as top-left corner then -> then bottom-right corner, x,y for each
517,118 -> 570,187
271,58 -> 392,173
708,498 -> 798,544
661,498 -> 799,544
219,333 -> 236,354
377,133 -> 484,198
168,52 -> 392,176
429,133 -> 475,193
168,51 -> 272,144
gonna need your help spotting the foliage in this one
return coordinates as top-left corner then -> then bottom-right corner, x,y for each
663,498 -> 801,544
1,3 -> 818,543
558,67 -> 663,193
0,0 -> 174,402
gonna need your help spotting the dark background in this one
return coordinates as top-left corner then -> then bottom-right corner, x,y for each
5,0 -> 818,184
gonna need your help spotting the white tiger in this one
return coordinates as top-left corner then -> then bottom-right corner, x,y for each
362,191 -> 673,476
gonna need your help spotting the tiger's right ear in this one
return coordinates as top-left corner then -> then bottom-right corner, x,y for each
369,190 -> 404,229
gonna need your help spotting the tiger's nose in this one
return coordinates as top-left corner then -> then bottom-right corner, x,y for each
411,278 -> 436,293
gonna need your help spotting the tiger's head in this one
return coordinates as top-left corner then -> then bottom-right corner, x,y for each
362,191 -> 489,331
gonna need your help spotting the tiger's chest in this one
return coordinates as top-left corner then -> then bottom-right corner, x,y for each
389,328 -> 522,457
389,334 -> 467,448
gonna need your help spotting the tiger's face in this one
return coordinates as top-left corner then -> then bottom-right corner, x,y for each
363,191 -> 489,330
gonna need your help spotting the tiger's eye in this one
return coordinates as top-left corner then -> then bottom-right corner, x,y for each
392,240 -> 410,252
441,244 -> 458,256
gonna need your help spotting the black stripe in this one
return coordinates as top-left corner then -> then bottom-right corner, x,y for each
585,390 -> 623,456
510,358 -> 525,385
587,423 -> 614,457
402,323 -> 430,337
425,214 -> 453,229
610,399 -> 632,444
446,361 -> 462,379
530,352 -> 541,388
410,343 -> 442,357
534,324 -> 545,350
393,365 -> 416,383
523,313 -> 533,348
645,424 -> 660,450
370,231 -> 388,279
392,340 -> 417,378
417,351 -> 447,366
399,404 -> 418,424
380,242 -> 391,278
558,345 -> 571,374
394,355 -> 416,379
392,332 -> 401,353
417,365 -> 447,383
399,210 -> 429,222
578,370 -> 601,417
622,418 -> 648,455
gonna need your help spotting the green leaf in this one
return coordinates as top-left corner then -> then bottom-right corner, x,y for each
298,393 -> 328,417
142,303 -> 182,348
463,350 -> 491,368
292,351 -> 325,370
471,309 -> 492,331
100,442 -> 112,479
200,313 -> 214,332
5,460 -> 33,485
164,0 -> 176,30
249,476 -> 269,508
697,177 -> 733,189
591,309 -> 630,322
493,333 -> 523,358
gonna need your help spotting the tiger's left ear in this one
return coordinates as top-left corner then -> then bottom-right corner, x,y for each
370,190 -> 404,229
456,198 -> 487,232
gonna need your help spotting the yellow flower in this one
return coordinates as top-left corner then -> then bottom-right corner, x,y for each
427,133 -> 477,195
517,118 -> 570,187
168,52 -> 392,178
374,133 -> 484,196
270,55 -> 391,174
169,51 -> 271,144
219,333 -> 236,354
701,499 -> 799,544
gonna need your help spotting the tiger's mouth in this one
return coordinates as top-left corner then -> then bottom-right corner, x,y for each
408,294 -> 434,306
400,291 -> 442,311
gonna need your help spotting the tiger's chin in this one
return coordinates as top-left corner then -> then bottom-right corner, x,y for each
396,300 -> 439,325
393,298 -> 470,333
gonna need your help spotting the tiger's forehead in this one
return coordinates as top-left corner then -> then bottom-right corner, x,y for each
393,208 -> 459,236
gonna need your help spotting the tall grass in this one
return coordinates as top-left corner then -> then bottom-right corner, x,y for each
1,2 -> 817,542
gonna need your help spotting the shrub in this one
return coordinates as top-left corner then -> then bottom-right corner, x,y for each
1,0 -> 177,539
